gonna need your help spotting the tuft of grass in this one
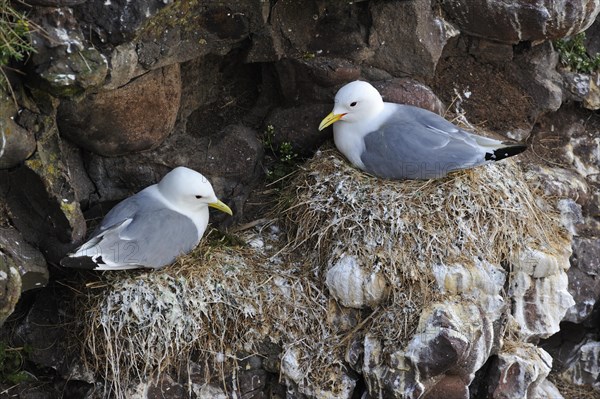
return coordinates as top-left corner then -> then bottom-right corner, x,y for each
262,124 -> 300,184
0,0 -> 38,103
0,341 -> 32,385
554,32 -> 600,74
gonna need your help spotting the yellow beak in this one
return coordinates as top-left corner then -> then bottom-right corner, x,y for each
318,112 -> 345,131
209,200 -> 233,215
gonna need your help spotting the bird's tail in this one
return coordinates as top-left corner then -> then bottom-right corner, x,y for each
60,255 -> 99,269
485,143 -> 527,162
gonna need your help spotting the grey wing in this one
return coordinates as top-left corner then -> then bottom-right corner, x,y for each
95,192 -> 155,233
106,208 -> 199,268
361,104 -> 499,179
78,192 -> 199,269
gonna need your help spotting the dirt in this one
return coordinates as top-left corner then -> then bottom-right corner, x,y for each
433,55 -> 533,133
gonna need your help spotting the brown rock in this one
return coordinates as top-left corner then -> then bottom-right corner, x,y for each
441,0 -> 600,44
368,1 -> 458,79
58,64 -> 181,156
274,58 -> 361,104
270,0 -> 371,61
373,78 -> 446,116
423,375 -> 468,399
466,37 -> 514,64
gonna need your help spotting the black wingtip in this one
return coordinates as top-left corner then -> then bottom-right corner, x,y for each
485,144 -> 527,162
60,256 -> 99,270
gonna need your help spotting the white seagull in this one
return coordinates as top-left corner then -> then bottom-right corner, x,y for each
319,80 -> 527,180
61,166 -> 232,270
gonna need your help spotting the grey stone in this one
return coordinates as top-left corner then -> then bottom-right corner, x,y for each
561,71 -> 600,110
368,1 -> 459,79
132,2 -> 254,70
28,7 -> 108,97
524,165 -> 589,206
274,58 -> 361,104
0,227 -> 48,292
466,37 -> 514,64
13,288 -> 71,373
564,265 -> 600,323
512,42 -> 563,120
571,237 -> 600,276
0,251 -> 21,326
485,345 -> 553,399
585,17 -> 600,57
270,0 -> 371,62
246,25 -> 285,63
0,90 -> 36,169
564,237 -> 600,323
60,139 -> 96,207
361,334 -> 422,399
103,42 -> 144,90
559,339 -> 600,391
264,104 -> 332,156
5,106 -> 86,263
58,63 -> 181,156
147,374 -> 186,399
441,0 -> 600,44
406,302 -> 493,382
373,78 -> 446,116
74,0 -> 171,46
86,124 -> 263,223
23,0 -> 86,5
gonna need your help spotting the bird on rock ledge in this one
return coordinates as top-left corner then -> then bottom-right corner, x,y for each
319,80 -> 527,180
61,166 -> 232,270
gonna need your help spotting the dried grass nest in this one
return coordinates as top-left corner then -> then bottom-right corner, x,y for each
80,148 -> 568,397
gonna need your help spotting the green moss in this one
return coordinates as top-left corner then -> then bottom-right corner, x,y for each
138,0 -> 202,40
554,32 -> 600,74
0,341 -> 31,385
60,201 -> 79,219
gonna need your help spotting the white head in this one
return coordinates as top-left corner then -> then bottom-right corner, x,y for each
319,81 -> 385,130
157,166 -> 232,215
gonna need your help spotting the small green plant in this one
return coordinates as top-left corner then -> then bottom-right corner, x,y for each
262,125 -> 300,183
0,341 -> 31,385
0,0 -> 38,100
554,32 -> 600,74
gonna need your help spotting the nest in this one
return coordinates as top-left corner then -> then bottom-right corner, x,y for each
81,148 -> 568,398
281,148 -> 568,346
81,232 -> 348,398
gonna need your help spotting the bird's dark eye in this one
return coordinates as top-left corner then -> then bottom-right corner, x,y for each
195,195 -> 203,199
350,102 -> 357,107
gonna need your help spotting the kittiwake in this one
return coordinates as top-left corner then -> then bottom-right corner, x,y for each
61,166 -> 233,270
318,80 -> 527,180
